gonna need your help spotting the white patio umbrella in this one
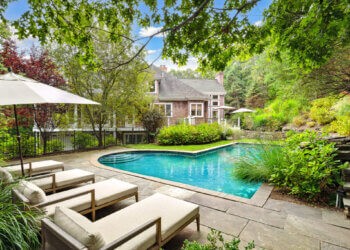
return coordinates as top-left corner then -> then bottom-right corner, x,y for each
231,108 -> 255,128
0,71 -> 100,176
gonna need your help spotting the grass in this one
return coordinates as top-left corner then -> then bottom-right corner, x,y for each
232,144 -> 285,182
233,138 -> 284,145
125,140 -> 233,151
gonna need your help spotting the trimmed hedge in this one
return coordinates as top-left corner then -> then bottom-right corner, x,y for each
157,123 -> 223,145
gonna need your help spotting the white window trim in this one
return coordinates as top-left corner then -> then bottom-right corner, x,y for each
189,102 -> 204,117
211,100 -> 219,106
154,102 -> 173,117
212,94 -> 219,100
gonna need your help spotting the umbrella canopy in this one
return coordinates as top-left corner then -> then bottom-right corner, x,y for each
0,72 -> 99,105
212,105 -> 235,110
0,72 -> 100,176
231,108 -> 254,113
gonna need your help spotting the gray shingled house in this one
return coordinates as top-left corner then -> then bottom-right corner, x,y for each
150,66 -> 226,125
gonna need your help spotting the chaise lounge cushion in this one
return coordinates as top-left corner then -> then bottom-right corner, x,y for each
5,160 -> 64,175
0,167 -> 14,183
54,207 -> 105,250
17,180 -> 47,205
44,178 -> 137,216
93,193 -> 199,250
31,169 -> 94,190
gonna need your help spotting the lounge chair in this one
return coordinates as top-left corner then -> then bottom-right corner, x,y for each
4,160 -> 64,176
0,167 -> 95,193
12,178 -> 138,221
41,193 -> 200,250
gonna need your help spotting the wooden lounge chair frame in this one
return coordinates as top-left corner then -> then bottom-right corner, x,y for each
41,211 -> 200,249
27,173 -> 95,193
4,161 -> 64,177
12,187 -> 138,221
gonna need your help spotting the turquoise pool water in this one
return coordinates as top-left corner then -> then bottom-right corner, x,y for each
98,144 -> 262,198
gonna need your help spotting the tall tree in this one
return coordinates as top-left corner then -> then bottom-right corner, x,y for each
51,34 -> 152,146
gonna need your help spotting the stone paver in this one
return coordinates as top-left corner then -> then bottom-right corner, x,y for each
285,215 -> 350,249
264,198 -> 322,220
20,148 -> 350,250
322,210 -> 350,229
227,201 -> 287,228
199,206 -> 248,236
240,221 -> 320,250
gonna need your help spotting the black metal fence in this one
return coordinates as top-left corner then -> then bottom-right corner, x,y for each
0,130 -> 122,160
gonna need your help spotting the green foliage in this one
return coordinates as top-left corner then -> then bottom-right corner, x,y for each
0,182 -> 42,249
310,96 -> 337,125
104,135 -> 117,146
182,229 -> 255,250
72,132 -> 98,149
46,139 -> 64,153
233,145 -> 285,182
270,131 -> 347,199
157,123 -> 222,145
248,99 -> 304,131
141,109 -> 164,143
326,116 -> 350,136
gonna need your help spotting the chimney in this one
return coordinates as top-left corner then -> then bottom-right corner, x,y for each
215,72 -> 224,85
160,65 -> 167,72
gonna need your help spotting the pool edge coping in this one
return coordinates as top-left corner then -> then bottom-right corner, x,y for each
90,142 -> 273,207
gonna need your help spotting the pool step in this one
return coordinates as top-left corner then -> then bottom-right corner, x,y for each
101,154 -> 142,164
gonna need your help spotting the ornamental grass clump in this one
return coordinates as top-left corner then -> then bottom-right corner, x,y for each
0,181 -> 42,249
233,144 -> 285,182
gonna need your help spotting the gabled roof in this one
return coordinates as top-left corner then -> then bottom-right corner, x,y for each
158,75 -> 208,101
179,79 -> 226,94
151,65 -> 225,101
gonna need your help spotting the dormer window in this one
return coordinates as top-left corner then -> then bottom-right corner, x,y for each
212,95 -> 218,100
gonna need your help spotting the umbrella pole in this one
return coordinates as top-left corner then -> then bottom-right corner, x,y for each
13,105 -> 25,176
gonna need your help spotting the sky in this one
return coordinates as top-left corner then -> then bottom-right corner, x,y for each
4,0 -> 271,70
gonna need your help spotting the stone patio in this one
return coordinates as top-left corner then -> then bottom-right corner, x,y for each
24,147 -> 350,250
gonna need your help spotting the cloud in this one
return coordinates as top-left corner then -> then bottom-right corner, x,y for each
152,57 -> 198,71
254,20 -> 263,26
139,26 -> 164,38
147,49 -> 158,55
9,26 -> 39,52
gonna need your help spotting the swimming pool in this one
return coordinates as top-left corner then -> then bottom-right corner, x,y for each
98,144 -> 262,199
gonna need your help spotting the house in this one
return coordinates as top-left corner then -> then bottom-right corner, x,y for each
150,65 -> 226,125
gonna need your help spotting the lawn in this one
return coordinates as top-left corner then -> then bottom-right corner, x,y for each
125,140 -> 233,151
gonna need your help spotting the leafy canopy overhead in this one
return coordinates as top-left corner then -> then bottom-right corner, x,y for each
1,0 -> 349,70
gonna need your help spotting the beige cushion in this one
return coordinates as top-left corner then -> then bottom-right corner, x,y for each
0,167 -> 14,183
32,169 -> 94,190
54,207 -> 105,250
44,178 -> 137,216
93,193 -> 199,249
17,180 -> 47,205
5,160 -> 64,175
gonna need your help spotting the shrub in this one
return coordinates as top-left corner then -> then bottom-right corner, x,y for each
182,229 -> 255,250
326,116 -> 350,136
306,121 -> 316,128
310,96 -> 337,125
270,131 -> 347,199
0,182 -> 42,249
104,135 -> 117,146
157,123 -> 222,145
292,115 -> 306,127
141,109 -> 164,143
46,139 -> 64,153
72,132 -> 98,149
233,144 -> 285,182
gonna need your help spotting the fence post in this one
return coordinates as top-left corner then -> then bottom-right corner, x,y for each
73,130 -> 76,150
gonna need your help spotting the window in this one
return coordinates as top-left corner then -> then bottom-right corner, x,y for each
190,103 -> 203,117
212,95 -> 218,100
212,101 -> 219,106
212,110 -> 218,118
155,103 -> 172,117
